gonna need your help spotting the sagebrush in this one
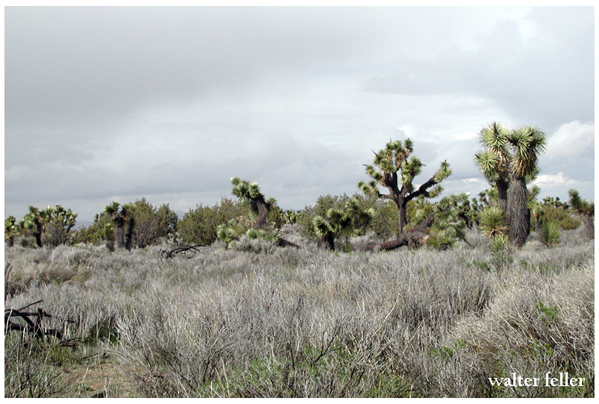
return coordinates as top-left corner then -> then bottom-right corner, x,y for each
4,228 -> 594,397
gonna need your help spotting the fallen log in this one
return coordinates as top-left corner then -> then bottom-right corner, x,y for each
365,213 -> 434,252
5,300 -> 73,340
161,244 -> 203,259
275,237 -> 301,249
364,231 -> 430,252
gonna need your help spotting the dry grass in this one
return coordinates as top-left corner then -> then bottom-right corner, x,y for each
4,227 -> 594,397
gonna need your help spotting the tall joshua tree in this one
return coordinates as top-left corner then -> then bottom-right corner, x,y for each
230,177 -> 274,230
358,139 -> 451,235
475,123 -> 546,247
505,125 -> 546,247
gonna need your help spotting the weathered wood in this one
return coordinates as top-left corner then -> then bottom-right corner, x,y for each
364,213 -> 434,252
275,237 -> 301,249
364,231 -> 429,252
161,245 -> 203,259
5,301 -> 70,340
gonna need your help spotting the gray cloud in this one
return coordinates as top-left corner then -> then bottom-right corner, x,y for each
5,7 -> 594,221
362,8 -> 594,133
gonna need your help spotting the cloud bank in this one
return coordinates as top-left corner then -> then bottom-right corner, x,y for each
5,7 -> 594,221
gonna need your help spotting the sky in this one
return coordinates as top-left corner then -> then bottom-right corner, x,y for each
4,6 -> 595,223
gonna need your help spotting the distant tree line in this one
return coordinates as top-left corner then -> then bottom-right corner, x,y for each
5,122 -> 594,251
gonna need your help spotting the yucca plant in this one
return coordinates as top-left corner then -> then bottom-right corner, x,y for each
358,138 -> 451,234
490,233 -> 510,253
423,193 -> 471,250
478,207 -> 508,239
537,221 -> 560,248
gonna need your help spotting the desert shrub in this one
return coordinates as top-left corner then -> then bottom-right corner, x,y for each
3,230 -> 593,398
540,205 -> 580,230
231,234 -> 278,254
178,198 -> 249,245
130,198 -> 178,248
70,213 -> 113,246
4,333 -> 71,397
298,193 -> 396,243
443,263 -> 594,397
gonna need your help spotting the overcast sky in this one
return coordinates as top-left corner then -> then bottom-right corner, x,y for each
4,6 -> 595,222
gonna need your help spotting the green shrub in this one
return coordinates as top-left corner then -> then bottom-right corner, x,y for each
178,198 -> 249,245
540,206 -> 580,230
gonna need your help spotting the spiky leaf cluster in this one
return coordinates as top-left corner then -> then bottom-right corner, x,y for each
217,219 -> 245,248
231,177 -> 264,201
284,210 -> 299,224
475,122 -> 510,182
475,123 -> 546,183
537,221 -> 561,248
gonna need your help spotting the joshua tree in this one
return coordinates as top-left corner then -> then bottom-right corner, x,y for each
104,202 -> 136,250
568,189 -> 594,239
528,185 -> 543,232
230,177 -> 275,230
474,123 -> 546,247
4,216 -> 20,246
424,193 -> 471,249
44,205 -> 78,246
312,197 -> 374,251
19,206 -> 52,247
505,126 -> 546,247
358,139 -> 451,235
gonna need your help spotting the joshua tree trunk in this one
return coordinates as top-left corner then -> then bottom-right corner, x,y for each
254,198 -> 271,230
496,177 -> 509,212
318,233 -> 335,251
33,221 -> 43,248
115,224 -> 125,249
397,197 -> 407,235
507,175 -> 530,247
125,217 -> 135,251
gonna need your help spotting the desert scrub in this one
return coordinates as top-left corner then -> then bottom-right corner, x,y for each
432,261 -> 594,397
4,228 -> 593,397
